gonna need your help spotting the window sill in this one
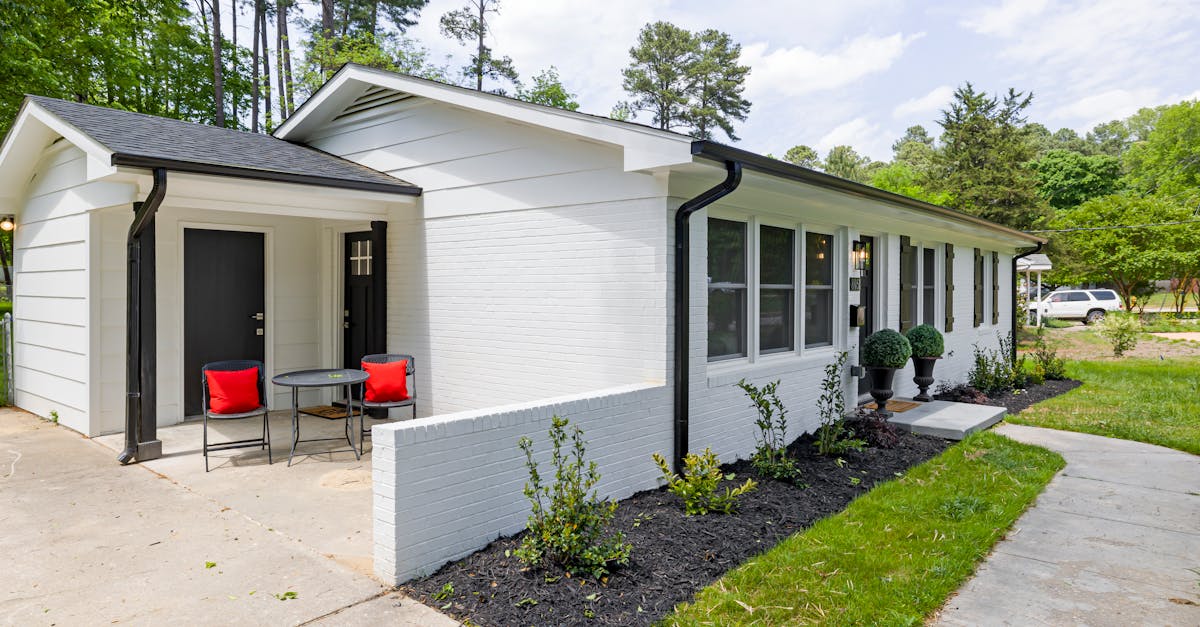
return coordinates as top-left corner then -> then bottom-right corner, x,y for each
706,348 -> 840,388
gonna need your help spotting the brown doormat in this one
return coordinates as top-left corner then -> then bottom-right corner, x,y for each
863,400 -> 922,413
300,405 -> 351,419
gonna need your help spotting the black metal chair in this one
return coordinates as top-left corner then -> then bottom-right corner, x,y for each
201,359 -> 271,472
354,354 -> 416,439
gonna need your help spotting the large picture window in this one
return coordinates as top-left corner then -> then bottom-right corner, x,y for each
760,226 -> 795,353
804,231 -> 834,348
708,219 -> 747,360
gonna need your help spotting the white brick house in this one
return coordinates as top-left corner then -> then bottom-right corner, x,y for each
0,64 -> 1043,584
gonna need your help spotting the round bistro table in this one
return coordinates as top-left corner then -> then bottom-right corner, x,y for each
271,369 -> 369,466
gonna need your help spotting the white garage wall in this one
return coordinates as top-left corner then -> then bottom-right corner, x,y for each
13,142 -> 134,435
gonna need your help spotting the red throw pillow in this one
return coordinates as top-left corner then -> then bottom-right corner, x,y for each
205,367 -> 261,414
363,359 -> 409,403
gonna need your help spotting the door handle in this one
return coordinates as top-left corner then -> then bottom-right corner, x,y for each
256,328 -> 264,336
249,312 -> 264,320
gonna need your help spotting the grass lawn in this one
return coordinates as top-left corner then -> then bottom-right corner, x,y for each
665,432 -> 1063,626
1008,358 -> 1200,455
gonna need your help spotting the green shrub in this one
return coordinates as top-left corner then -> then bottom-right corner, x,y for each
967,333 -> 1028,396
1031,328 -> 1067,380
815,352 -> 864,455
516,416 -> 631,579
1098,311 -> 1141,356
861,329 -> 912,368
736,379 -> 801,481
652,448 -> 756,515
904,324 -> 944,359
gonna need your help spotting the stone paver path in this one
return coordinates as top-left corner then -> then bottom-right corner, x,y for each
937,424 -> 1200,627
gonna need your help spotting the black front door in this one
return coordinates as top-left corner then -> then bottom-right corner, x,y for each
858,236 -> 877,395
343,232 -> 374,379
184,228 -> 266,415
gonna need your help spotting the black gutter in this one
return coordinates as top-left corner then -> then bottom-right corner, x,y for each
110,154 -> 422,196
1012,242 -> 1045,361
691,141 -> 1046,246
673,160 -> 742,474
118,168 -> 167,465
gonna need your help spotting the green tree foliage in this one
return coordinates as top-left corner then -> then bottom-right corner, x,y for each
0,0 -> 231,135
312,0 -> 429,39
869,162 -> 953,205
823,145 -> 872,182
621,21 -> 751,141
682,29 -> 751,140
297,33 -> 449,97
933,83 -> 1046,230
1050,194 -> 1197,309
892,124 -> 936,170
783,144 -> 821,169
1123,100 -> 1200,200
515,67 -> 580,110
439,0 -> 518,92
1031,149 -> 1122,210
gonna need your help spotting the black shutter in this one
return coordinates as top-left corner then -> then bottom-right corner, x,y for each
991,251 -> 1000,326
973,248 -> 984,327
899,236 -> 916,332
945,244 -> 954,332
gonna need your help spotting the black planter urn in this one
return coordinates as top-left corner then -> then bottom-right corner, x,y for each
866,367 -> 897,417
912,356 -> 939,402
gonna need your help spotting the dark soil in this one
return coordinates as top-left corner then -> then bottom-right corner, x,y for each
934,378 -> 1082,414
402,432 -> 949,626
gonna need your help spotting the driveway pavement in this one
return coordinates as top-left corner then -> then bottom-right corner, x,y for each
937,424 -> 1200,626
0,409 -> 455,626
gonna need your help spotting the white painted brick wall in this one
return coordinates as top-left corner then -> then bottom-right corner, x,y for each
373,383 -> 671,584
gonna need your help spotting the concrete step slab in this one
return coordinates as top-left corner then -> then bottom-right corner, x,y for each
883,399 -> 1006,440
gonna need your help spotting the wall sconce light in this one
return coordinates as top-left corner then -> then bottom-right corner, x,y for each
0,216 -> 13,232
851,239 -> 867,272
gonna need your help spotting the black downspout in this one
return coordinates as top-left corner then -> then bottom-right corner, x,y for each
1011,242 -> 1045,363
118,168 -> 167,465
673,160 -> 742,473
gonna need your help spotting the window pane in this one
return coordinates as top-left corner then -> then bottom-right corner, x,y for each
708,219 -> 746,284
708,287 -> 746,359
805,232 -> 832,286
1068,292 -> 1090,301
760,226 -> 794,285
805,287 -> 833,348
760,288 -> 794,352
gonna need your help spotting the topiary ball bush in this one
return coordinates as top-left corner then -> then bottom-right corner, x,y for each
862,329 -> 912,368
905,324 -> 944,359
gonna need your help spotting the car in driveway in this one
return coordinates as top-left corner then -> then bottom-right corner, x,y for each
1029,289 -> 1124,324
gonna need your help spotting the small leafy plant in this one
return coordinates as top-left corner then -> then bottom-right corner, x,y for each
1098,311 -> 1141,356
815,352 -> 864,455
861,329 -> 912,368
847,407 -> 900,449
516,416 -> 631,579
737,378 -> 801,481
652,448 -> 756,515
967,333 -> 1028,396
904,324 -> 944,359
1031,328 -> 1067,381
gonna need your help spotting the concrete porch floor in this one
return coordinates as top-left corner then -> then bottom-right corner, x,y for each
881,398 -> 1007,439
93,410 -> 403,578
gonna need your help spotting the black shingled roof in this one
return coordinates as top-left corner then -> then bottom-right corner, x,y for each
27,95 -> 419,195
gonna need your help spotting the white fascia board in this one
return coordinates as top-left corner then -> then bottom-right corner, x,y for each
0,101 -> 115,197
275,65 -> 694,172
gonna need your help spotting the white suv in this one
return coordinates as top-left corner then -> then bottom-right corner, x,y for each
1029,289 -> 1123,324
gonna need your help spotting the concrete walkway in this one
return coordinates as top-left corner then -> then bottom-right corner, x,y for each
0,409 -> 455,626
937,424 -> 1200,626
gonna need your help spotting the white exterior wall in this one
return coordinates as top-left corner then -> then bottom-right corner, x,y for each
311,98 -> 670,415
12,143 -> 134,434
372,383 -> 670,584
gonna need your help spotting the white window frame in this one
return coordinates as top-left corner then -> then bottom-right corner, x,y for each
705,210 -> 844,370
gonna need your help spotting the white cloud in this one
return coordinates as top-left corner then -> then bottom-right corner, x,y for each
1046,87 -> 1162,128
741,32 -> 923,100
961,0 -> 1049,37
814,117 -> 891,159
892,85 -> 954,118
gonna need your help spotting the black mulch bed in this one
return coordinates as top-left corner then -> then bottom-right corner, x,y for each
934,378 -> 1083,415
402,431 -> 950,626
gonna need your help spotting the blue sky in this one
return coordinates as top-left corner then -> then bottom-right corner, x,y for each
316,0 -> 1200,161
